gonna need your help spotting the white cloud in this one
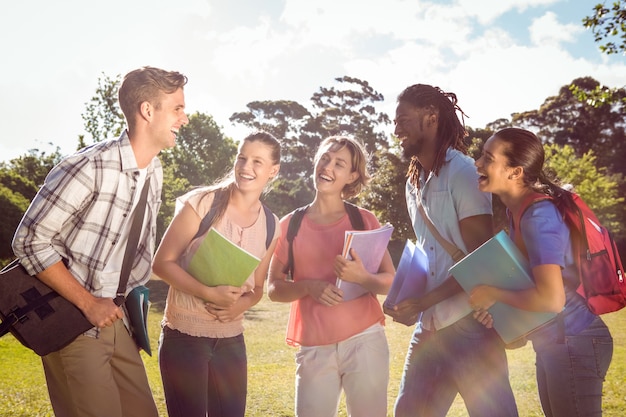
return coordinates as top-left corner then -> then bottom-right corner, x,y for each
211,17 -> 291,83
457,0 -> 561,24
530,11 -> 583,46
1,0 -> 625,161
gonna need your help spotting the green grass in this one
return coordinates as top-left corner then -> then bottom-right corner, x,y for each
1,280 -> 625,417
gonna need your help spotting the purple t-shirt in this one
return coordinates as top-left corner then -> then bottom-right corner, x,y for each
510,200 -> 596,346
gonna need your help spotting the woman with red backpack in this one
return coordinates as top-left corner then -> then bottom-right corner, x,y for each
471,127 -> 614,417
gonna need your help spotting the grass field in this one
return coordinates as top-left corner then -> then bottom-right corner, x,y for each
1,279 -> 624,417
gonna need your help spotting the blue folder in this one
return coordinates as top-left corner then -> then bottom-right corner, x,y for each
449,230 -> 557,344
383,240 -> 428,309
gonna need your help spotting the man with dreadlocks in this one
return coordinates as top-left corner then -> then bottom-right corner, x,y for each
384,84 -> 519,417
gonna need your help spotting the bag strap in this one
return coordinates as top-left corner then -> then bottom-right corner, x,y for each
509,192 -> 552,256
262,204 -> 276,249
509,192 -> 566,342
193,189 -> 227,241
193,188 -> 275,249
344,201 -> 365,230
114,178 -> 150,306
417,201 -> 465,263
283,201 -> 364,278
283,205 -> 309,278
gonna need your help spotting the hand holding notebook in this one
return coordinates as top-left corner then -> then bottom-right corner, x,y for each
336,224 -> 394,301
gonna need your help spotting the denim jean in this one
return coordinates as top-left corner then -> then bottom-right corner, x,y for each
158,327 -> 247,417
394,314 -> 519,417
533,316 -> 613,417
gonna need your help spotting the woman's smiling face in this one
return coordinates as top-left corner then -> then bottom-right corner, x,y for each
313,145 -> 358,195
475,135 -> 516,195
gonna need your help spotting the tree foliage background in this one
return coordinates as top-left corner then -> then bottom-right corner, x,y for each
2,2 -> 625,266
2,75 -> 625,265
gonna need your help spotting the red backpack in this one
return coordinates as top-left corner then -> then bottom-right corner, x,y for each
513,191 -> 626,315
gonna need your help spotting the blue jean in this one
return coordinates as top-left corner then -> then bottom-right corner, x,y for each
158,327 -> 247,417
394,314 -> 519,417
533,316 -> 613,417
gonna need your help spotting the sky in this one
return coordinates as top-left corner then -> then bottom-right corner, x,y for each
1,0 -> 625,162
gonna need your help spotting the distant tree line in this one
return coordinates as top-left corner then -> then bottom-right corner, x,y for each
1,2 -> 624,265
1,74 -> 624,265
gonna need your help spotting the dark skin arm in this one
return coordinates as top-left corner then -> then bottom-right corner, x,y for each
384,213 -> 493,326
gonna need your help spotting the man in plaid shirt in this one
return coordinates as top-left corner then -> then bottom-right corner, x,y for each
12,66 -> 189,417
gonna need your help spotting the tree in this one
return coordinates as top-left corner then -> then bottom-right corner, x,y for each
157,112 -> 237,239
0,148 -> 62,263
583,0 -> 626,55
230,76 -> 391,217
160,112 -> 237,188
81,73 -> 124,144
0,184 -> 30,263
544,144 -> 624,238
512,77 -> 626,179
0,167 -> 38,202
157,164 -> 191,242
262,176 -> 315,219
573,2 -> 626,106
2,147 -> 63,190
310,76 -> 391,154
569,82 -> 626,109
356,140 -> 412,243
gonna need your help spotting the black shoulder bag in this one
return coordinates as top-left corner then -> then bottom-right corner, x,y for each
0,179 -> 151,356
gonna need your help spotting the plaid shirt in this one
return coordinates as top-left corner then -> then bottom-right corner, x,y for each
12,131 -> 162,298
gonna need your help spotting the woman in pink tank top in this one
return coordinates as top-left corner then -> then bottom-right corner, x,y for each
268,136 -> 395,417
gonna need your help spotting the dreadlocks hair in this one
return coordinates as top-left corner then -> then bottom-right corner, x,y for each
398,84 -> 469,188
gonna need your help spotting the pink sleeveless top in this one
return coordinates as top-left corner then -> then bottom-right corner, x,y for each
161,188 -> 278,338
274,207 -> 385,347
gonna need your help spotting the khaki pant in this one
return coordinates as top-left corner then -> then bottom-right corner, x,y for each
42,319 -> 158,417
295,324 -> 389,417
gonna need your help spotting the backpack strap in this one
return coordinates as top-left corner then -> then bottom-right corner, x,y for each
193,189 -> 226,241
344,201 -> 365,231
511,192 -> 566,342
283,201 -> 364,278
193,188 -> 275,249
283,205 -> 310,277
510,192 -> 552,255
262,203 -> 276,249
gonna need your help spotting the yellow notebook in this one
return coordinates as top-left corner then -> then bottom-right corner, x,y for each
187,228 -> 260,287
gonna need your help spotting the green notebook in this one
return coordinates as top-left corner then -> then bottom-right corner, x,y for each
187,228 -> 261,287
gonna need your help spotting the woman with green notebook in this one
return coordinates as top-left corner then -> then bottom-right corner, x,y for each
152,131 -> 281,417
